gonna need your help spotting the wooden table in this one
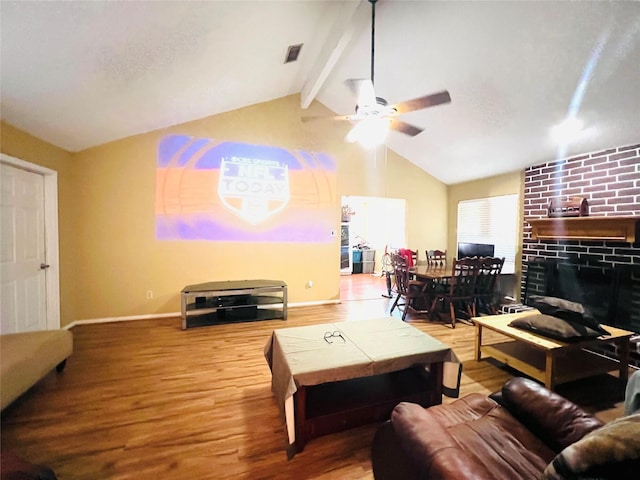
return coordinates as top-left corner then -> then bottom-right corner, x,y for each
474,312 -> 632,391
264,318 -> 461,457
405,266 -> 452,316
411,265 -> 451,281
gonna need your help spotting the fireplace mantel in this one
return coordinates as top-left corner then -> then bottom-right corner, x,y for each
528,216 -> 639,242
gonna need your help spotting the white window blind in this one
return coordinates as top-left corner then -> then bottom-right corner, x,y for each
457,194 -> 519,274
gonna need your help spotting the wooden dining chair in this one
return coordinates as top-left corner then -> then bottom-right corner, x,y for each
388,252 -> 404,293
429,257 -> 479,328
474,256 -> 505,315
390,263 -> 429,321
426,249 -> 447,267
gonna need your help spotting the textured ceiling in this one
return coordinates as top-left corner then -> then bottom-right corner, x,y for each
1,0 -> 639,184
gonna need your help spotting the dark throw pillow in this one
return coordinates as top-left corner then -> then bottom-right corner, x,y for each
508,313 -> 602,341
527,295 -> 610,336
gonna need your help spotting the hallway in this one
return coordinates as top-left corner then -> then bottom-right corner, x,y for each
340,272 -> 390,301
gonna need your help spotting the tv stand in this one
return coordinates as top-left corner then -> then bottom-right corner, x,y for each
181,280 -> 287,329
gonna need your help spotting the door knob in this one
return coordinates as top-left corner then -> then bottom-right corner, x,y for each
40,263 -> 50,269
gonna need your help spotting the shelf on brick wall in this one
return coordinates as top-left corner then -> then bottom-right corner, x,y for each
528,216 -> 639,242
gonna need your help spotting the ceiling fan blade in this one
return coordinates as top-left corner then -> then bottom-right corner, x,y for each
389,119 -> 423,137
345,78 -> 376,107
393,90 -> 451,115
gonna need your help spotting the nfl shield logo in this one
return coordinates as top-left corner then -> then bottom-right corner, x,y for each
218,156 -> 290,224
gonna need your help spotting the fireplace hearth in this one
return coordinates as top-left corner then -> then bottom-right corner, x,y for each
523,258 -> 640,334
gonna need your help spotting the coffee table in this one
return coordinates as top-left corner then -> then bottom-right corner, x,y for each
264,317 -> 460,457
474,312 -> 632,391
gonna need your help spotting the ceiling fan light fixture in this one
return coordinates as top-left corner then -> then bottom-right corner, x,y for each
347,117 -> 391,147
306,0 -> 450,139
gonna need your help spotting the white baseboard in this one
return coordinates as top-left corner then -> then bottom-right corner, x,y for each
289,300 -> 340,307
64,312 -> 179,329
64,300 -> 340,328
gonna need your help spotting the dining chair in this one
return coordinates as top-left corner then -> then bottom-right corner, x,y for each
429,257 -> 479,328
390,263 -> 429,321
474,256 -> 505,315
397,248 -> 418,267
426,249 -> 447,267
388,252 -> 406,295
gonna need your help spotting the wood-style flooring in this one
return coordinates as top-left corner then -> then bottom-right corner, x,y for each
1,274 -> 627,479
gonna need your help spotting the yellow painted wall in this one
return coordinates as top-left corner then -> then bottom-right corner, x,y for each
0,121 -> 78,324
383,150 -> 448,258
447,171 -> 524,298
2,95 -> 447,324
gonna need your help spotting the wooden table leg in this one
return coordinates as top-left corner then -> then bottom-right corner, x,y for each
545,351 -> 555,391
294,387 -> 307,454
474,323 -> 483,361
618,337 -> 630,386
428,362 -> 444,406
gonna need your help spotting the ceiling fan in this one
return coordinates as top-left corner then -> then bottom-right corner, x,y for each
335,0 -> 452,140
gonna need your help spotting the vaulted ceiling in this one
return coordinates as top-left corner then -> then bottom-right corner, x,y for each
1,0 -> 638,184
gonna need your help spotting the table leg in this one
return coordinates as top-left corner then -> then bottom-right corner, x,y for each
294,387 -> 307,454
618,337 -> 630,386
545,351 -> 555,391
474,323 -> 483,361
428,362 -> 444,405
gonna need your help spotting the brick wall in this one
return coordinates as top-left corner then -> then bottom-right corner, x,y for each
522,142 -> 640,366
523,142 -> 640,268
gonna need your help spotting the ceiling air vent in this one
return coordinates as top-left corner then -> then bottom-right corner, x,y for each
284,43 -> 303,64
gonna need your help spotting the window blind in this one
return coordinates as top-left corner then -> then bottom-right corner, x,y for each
457,194 -> 519,274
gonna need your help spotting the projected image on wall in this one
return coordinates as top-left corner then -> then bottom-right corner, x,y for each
156,135 -> 337,242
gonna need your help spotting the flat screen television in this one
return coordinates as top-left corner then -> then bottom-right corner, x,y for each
457,242 -> 495,259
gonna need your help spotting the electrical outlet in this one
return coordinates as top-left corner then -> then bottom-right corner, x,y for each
146,290 -> 153,299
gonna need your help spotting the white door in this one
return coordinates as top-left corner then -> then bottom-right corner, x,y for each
1,163 -> 48,333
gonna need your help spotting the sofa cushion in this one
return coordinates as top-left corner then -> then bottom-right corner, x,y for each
508,313 -> 602,341
527,295 -> 609,335
1,330 -> 73,410
391,394 -> 555,480
541,413 -> 640,480
500,377 -> 604,452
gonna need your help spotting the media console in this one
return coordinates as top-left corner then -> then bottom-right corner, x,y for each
181,280 -> 287,329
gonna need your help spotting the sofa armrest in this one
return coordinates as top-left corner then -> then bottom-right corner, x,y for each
0,452 -> 57,480
371,420 -> 421,480
500,377 -> 603,452
388,402 -> 495,480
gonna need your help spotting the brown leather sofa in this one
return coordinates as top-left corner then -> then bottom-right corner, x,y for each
371,377 -> 637,479
0,452 -> 57,480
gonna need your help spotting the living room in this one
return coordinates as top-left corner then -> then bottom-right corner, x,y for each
1,1 -> 639,478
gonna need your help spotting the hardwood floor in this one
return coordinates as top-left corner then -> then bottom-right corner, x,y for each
1,275 -> 627,479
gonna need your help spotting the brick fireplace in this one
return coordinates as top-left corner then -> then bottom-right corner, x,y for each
522,142 -> 640,366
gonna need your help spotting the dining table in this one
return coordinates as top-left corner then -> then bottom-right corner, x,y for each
401,265 -> 452,315
410,265 -> 451,281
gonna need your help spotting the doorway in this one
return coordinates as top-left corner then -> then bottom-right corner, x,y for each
340,195 -> 405,300
0,154 -> 60,332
